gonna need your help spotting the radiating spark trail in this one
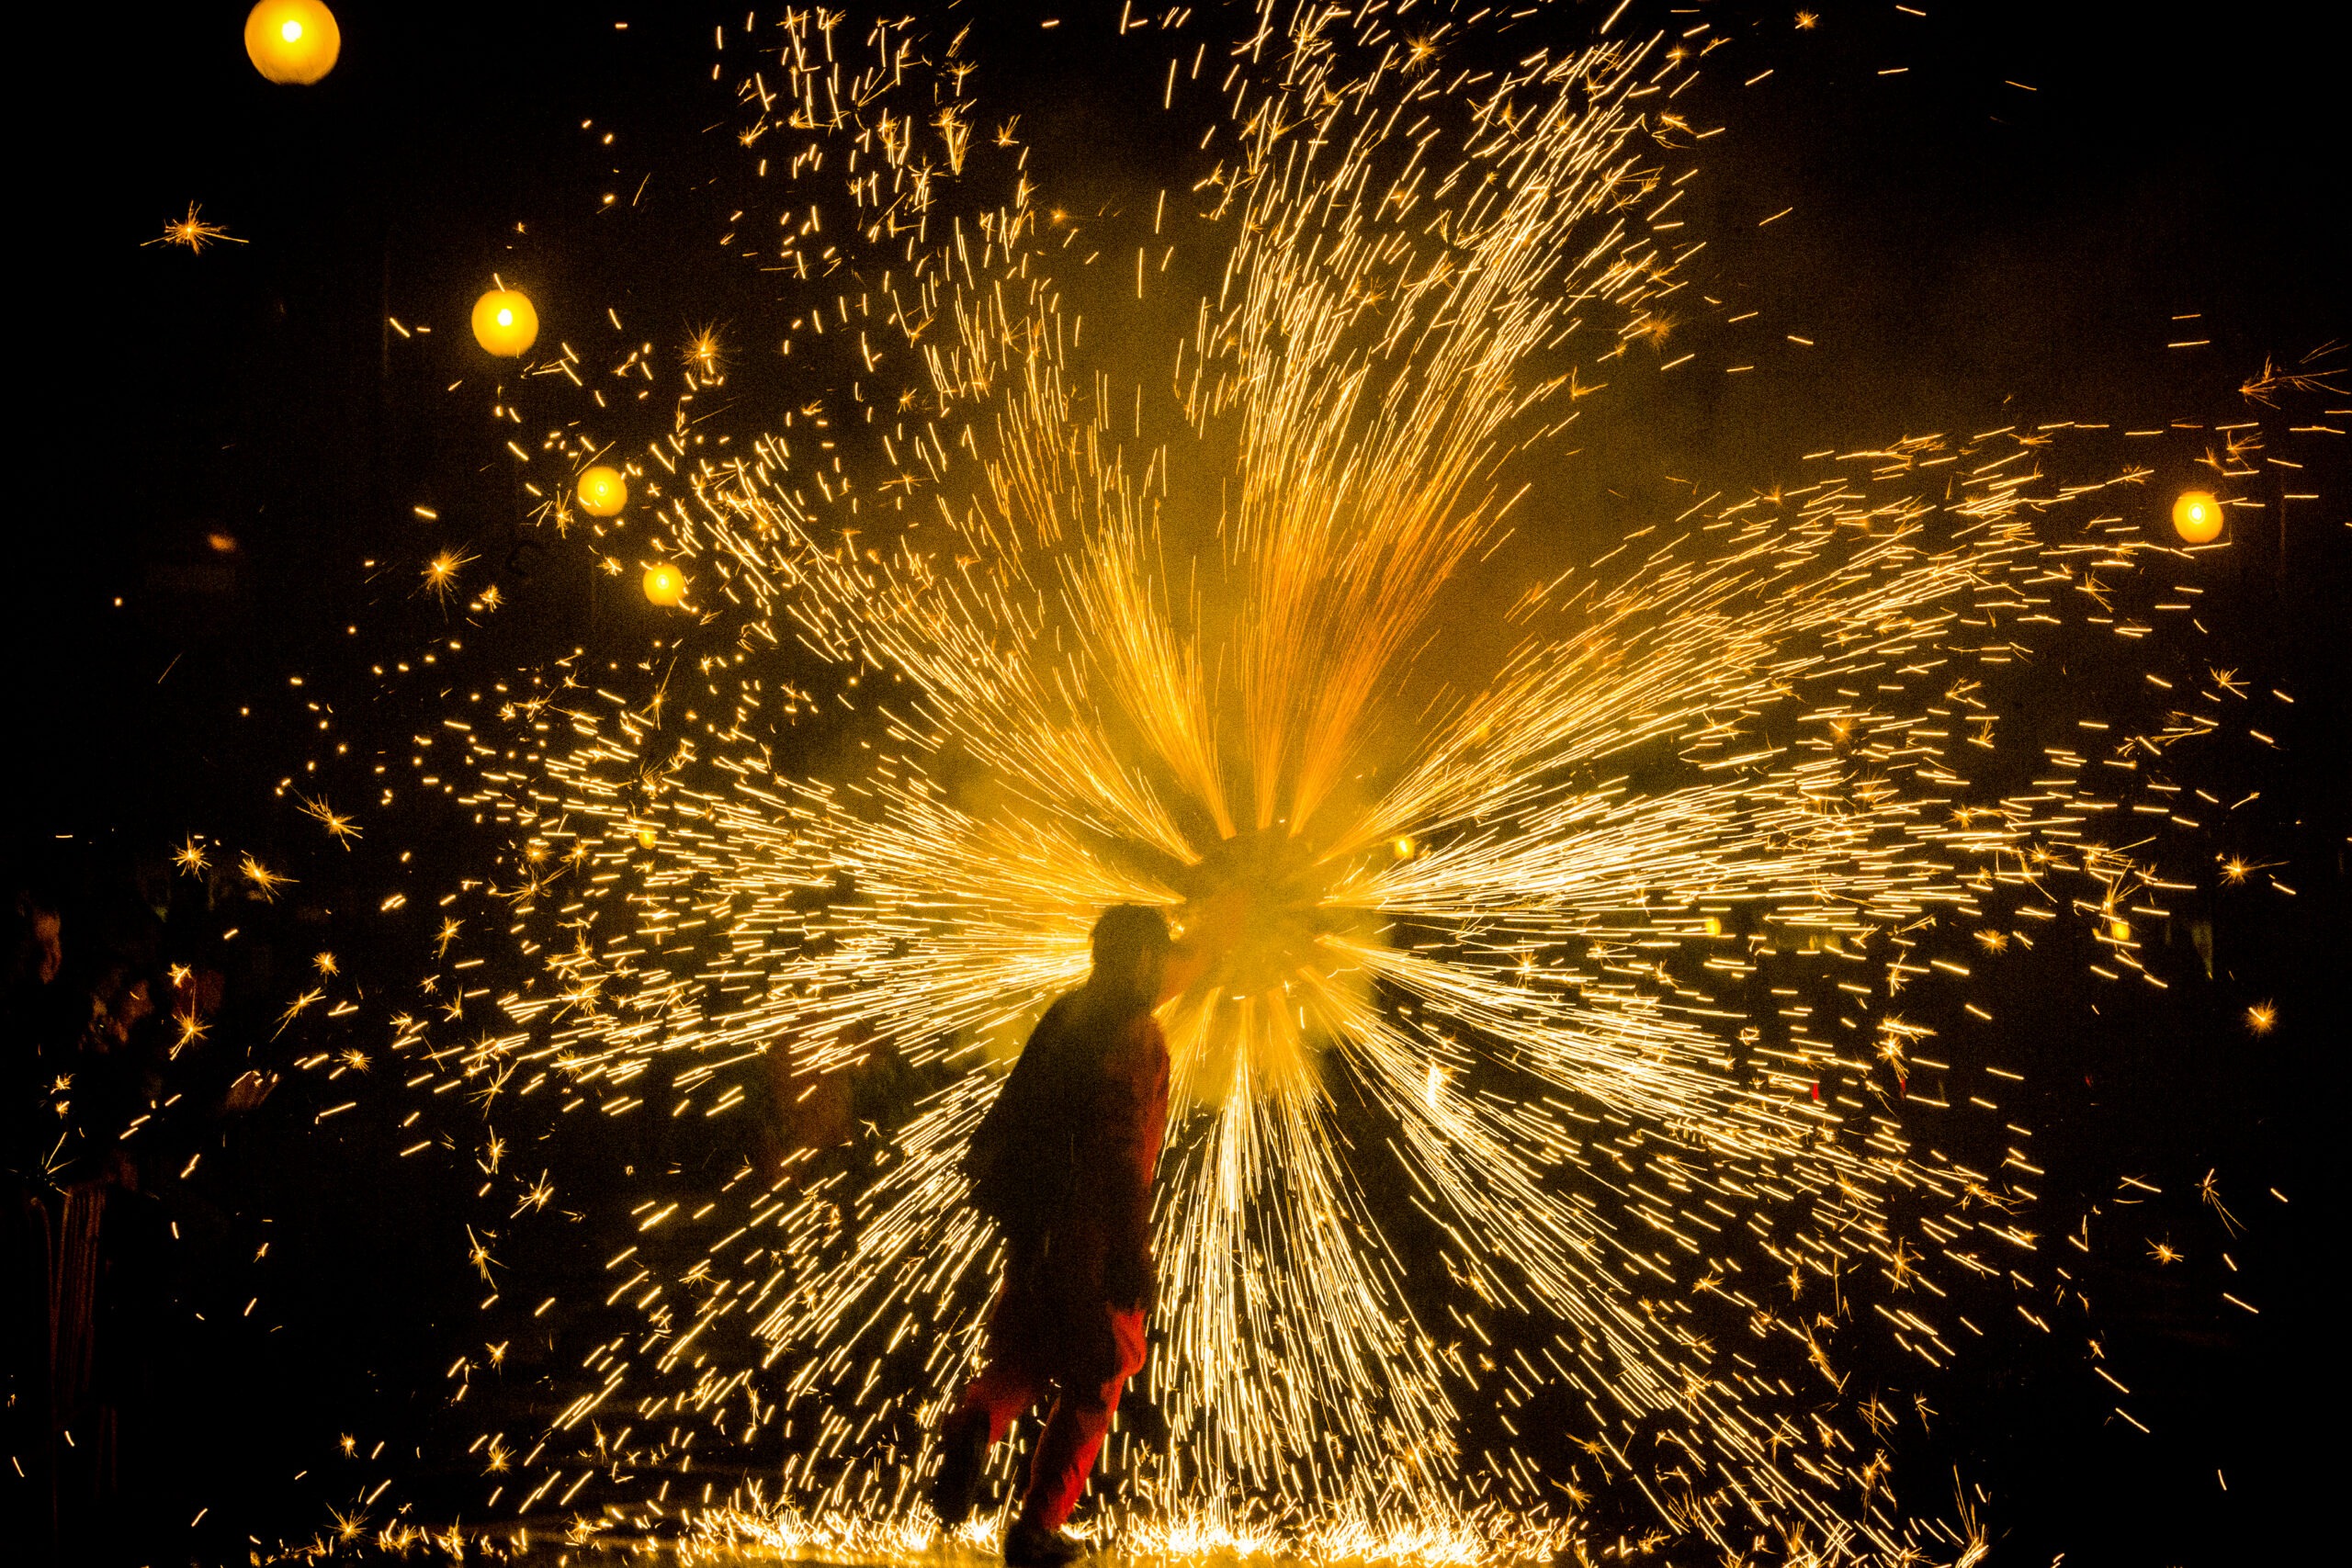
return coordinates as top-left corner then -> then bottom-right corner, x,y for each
292,6 -> 2296,1562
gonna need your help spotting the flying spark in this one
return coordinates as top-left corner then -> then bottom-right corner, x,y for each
144,200 -> 247,253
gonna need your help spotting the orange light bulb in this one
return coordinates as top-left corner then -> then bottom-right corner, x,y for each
470,288 -> 539,357
2171,490 -> 2224,544
576,466 -> 628,517
244,1 -> 340,85
642,564 -> 686,607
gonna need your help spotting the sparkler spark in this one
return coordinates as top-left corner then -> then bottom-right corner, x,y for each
421,548 -> 473,603
259,6 -> 2315,1562
300,793 -> 363,845
239,852 -> 292,900
144,200 -> 246,253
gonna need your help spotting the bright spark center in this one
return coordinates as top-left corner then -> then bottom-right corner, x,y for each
1174,829 -> 1353,1003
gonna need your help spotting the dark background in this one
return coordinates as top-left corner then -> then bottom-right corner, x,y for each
8,1 -> 2344,1562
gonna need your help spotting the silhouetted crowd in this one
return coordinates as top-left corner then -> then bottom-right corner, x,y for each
3,842 -> 300,1564
0,840 -> 956,1563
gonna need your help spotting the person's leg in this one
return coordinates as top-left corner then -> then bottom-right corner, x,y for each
957,1357 -> 1038,1446
1018,1299 -> 1148,1533
1015,1363 -> 1126,1532
933,1354 -> 1037,1523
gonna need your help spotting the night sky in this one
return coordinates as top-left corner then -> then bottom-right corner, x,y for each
10,2 -> 2343,1562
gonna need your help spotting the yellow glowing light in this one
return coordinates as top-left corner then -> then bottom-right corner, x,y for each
2171,490 -> 2225,544
1701,915 -> 1724,936
2109,918 -> 2131,942
470,288 -> 540,357
636,828 -> 659,850
576,465 -> 628,516
641,563 -> 686,606
1392,835 -> 1416,858
2245,1002 -> 2276,1035
243,1 -> 340,85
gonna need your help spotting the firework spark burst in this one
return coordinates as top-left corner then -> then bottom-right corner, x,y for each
271,6 -> 2312,1562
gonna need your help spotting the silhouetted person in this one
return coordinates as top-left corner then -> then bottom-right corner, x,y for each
932,905 -> 1173,1566
4,884 -> 67,1560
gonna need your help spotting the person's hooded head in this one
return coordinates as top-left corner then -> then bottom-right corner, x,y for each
1089,904 -> 1172,1010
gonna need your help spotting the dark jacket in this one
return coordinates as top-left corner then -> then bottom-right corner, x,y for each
969,987 -> 1170,1308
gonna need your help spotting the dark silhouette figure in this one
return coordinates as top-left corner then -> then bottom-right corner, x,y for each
933,905 -> 1174,1567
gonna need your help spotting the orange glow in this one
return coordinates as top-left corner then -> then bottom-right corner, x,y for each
576,465 -> 628,517
243,1 -> 340,85
470,288 -> 539,357
641,563 -> 686,606
2171,489 -> 2225,544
